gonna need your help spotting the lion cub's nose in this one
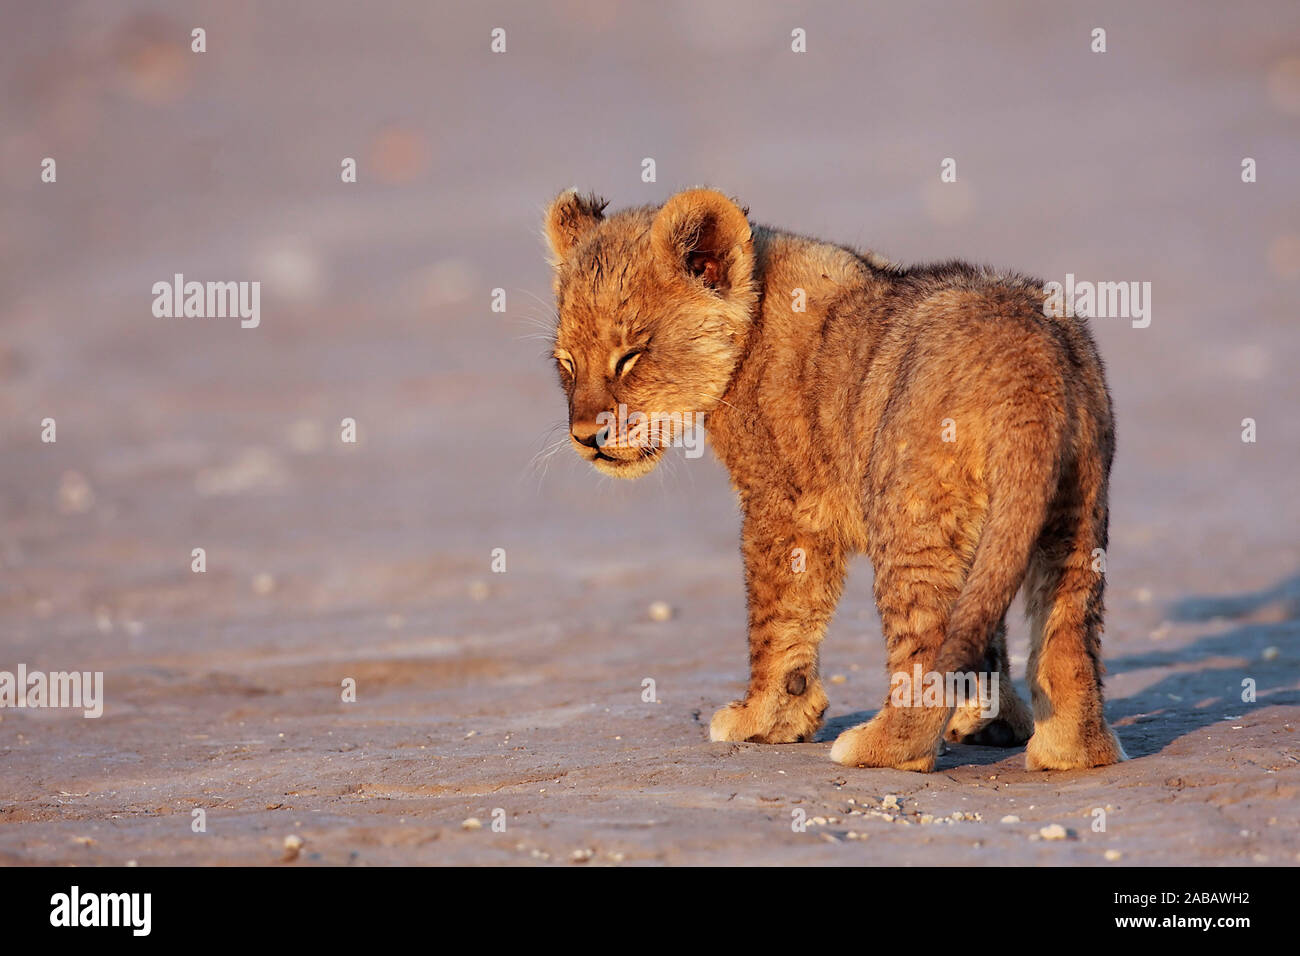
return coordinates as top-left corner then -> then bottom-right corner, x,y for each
571,421 -> 606,448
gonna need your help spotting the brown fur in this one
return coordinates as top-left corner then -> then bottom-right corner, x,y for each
542,187 -> 1126,772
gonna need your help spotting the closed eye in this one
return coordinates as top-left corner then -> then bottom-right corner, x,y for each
614,349 -> 642,378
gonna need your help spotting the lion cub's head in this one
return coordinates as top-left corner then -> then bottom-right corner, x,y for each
543,187 -> 757,478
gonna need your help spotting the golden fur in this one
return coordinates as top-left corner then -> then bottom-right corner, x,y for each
543,186 -> 1126,772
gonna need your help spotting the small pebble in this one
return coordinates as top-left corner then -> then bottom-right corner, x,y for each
461,817 -> 482,831
648,601 -> 673,622
1104,849 -> 1123,861
282,834 -> 304,861
1039,824 -> 1071,841
1000,814 -> 1021,824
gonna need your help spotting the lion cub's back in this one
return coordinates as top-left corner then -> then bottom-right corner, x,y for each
867,262 -> 1111,483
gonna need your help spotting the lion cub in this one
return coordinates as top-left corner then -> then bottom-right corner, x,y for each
543,186 -> 1126,772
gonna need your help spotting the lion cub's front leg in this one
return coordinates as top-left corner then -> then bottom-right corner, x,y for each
710,511 -> 846,744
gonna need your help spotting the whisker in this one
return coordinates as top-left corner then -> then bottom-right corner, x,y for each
513,317 -> 558,336
515,287 -> 557,314
521,423 -> 570,479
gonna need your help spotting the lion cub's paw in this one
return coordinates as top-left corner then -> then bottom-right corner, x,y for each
943,686 -> 1034,747
708,682 -> 827,744
829,716 -> 940,773
1024,718 -> 1127,770
708,701 -> 762,742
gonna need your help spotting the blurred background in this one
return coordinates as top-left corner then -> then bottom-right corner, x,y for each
1,2 -> 1297,865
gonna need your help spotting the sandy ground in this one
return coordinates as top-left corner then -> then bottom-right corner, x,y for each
1,2 -> 1298,865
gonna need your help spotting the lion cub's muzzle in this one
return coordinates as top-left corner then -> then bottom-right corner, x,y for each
569,420 -> 663,476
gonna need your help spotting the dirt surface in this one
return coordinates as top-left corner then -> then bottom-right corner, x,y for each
1,2 -> 1298,866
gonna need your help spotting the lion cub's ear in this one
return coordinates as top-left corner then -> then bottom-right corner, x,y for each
651,188 -> 753,294
543,189 -> 608,265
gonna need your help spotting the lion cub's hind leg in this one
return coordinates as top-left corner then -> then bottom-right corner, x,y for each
830,495 -> 975,772
1022,456 -> 1126,770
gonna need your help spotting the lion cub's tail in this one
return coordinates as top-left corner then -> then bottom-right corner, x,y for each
936,413 -> 1063,676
